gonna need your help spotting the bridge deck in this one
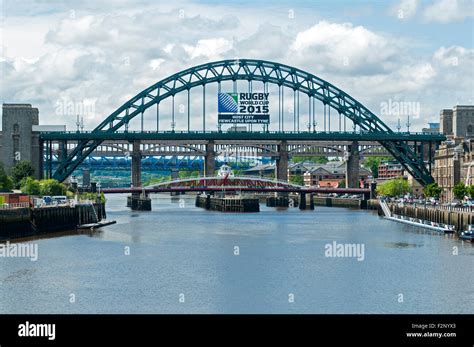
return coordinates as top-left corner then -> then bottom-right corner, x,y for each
40,130 -> 445,142
101,187 -> 370,194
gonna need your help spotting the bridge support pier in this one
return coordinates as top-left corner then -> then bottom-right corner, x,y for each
266,196 -> 290,207
275,141 -> 289,182
205,141 -> 215,176
127,140 -> 151,210
370,182 -> 377,200
131,140 -> 142,189
345,141 -> 360,188
127,193 -> 151,211
299,193 -> 314,210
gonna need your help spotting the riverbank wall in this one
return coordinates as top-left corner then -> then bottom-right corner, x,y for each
379,203 -> 473,232
0,202 -> 106,240
313,197 -> 378,210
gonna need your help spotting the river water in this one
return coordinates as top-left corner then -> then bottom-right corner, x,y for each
0,194 -> 473,314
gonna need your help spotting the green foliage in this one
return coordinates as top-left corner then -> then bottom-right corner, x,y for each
10,161 -> 35,188
179,170 -> 200,179
39,179 -> 67,196
467,185 -> 474,199
289,175 -> 304,185
18,178 -> 67,196
453,182 -> 467,200
0,162 -> 13,191
363,156 -> 392,178
292,156 -> 328,164
143,175 -> 172,186
376,178 -> 411,197
79,192 -> 105,203
20,177 -> 41,195
424,182 -> 442,199
338,180 -> 346,188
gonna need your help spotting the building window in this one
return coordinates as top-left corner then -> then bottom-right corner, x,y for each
13,123 -> 19,134
468,125 -> 473,134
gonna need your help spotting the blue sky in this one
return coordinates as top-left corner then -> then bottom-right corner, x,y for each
0,0 -> 473,131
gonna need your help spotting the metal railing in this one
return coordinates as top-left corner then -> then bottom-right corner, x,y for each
0,202 -> 30,209
386,201 -> 474,213
379,199 -> 392,217
403,203 -> 474,213
148,175 -> 304,188
41,130 -> 442,136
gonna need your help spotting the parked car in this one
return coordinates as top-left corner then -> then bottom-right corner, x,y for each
52,196 -> 68,205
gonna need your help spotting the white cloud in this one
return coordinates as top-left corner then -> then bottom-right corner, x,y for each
391,0 -> 419,20
431,46 -> 474,91
289,21 -> 401,74
231,24 -> 293,61
149,58 -> 165,71
433,46 -> 471,66
423,0 -> 473,23
183,38 -> 233,60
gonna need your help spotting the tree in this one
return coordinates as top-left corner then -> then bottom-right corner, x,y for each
376,178 -> 411,197
424,182 -> 442,199
179,170 -> 200,179
289,175 -> 304,186
467,185 -> 474,199
21,177 -> 41,195
39,179 -> 67,196
0,162 -> 13,191
452,182 -> 467,200
10,161 -> 35,188
362,156 -> 392,178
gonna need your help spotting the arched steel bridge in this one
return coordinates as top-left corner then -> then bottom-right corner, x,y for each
149,175 -> 303,189
40,59 -> 445,185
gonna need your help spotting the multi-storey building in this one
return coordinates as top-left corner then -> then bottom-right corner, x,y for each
377,160 -> 404,179
432,105 -> 474,200
303,162 -> 370,188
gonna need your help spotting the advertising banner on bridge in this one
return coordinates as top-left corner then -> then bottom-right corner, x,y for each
218,92 -> 270,124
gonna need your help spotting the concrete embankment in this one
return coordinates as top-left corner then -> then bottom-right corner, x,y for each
0,208 -> 31,238
313,197 -> 378,210
380,203 -> 473,232
0,203 -> 106,240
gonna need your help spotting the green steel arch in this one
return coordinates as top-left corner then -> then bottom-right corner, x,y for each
53,58 -> 435,184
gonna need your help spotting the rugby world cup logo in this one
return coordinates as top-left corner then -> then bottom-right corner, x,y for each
218,93 -> 238,113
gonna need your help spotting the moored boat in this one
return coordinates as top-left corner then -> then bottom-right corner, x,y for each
459,225 -> 474,242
